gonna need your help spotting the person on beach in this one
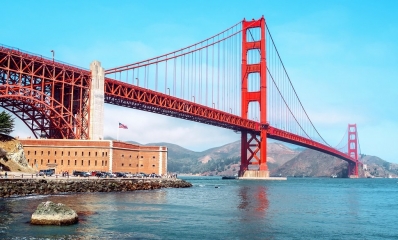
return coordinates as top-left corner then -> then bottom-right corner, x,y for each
5,171 -> 7,178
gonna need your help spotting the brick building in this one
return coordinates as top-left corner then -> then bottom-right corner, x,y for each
19,139 -> 167,175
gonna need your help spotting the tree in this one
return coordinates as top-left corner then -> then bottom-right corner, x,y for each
0,110 -> 15,135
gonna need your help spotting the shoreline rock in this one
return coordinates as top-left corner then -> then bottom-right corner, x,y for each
0,178 -> 192,198
31,201 -> 78,225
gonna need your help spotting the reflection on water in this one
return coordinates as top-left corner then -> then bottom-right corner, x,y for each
237,183 -> 269,221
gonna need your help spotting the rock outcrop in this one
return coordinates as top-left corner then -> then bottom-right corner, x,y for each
0,134 -> 34,173
31,201 -> 78,225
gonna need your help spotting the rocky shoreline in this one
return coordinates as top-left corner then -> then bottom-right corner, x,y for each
0,178 -> 192,198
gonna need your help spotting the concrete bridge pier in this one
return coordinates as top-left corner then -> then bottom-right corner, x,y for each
89,61 -> 105,140
239,170 -> 269,178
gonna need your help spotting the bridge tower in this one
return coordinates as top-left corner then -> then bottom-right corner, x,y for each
239,17 -> 269,178
347,124 -> 359,178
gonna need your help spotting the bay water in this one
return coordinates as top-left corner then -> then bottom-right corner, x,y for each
0,177 -> 397,239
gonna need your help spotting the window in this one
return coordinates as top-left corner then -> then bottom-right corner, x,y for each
88,160 -> 90,166
41,151 -> 43,155
140,164 -> 143,167
95,160 -> 97,166
75,151 -> 77,156
122,154 -> 124,158
41,159 -> 43,165
47,159 -> 50,163
105,161 -> 107,166
82,152 -> 84,156
102,152 -> 104,157
34,151 -> 36,155
28,151 -> 30,155
55,159 -> 57,164
55,151 -> 57,156
89,152 -> 91,157
75,160 -> 77,165
48,151 -> 50,155
106,152 -> 108,157
152,156 -> 155,159
136,164 -> 138,167
61,160 -> 64,165
129,164 -> 131,167
81,160 -> 84,166
141,156 -> 143,158
152,165 -> 156,167
28,159 -> 30,163
129,155 -> 132,158
95,152 -> 98,157
68,151 -> 70,156
102,160 -> 104,166
68,160 -> 70,165
34,159 -> 36,164
122,163 -> 124,167
137,155 -> 139,159
62,151 -> 64,156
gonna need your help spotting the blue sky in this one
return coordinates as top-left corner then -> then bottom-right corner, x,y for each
2,1 -> 398,162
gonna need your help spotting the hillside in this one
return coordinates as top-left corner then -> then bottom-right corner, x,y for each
116,137 -> 397,178
360,155 -> 398,178
137,140 -> 301,176
271,149 -> 349,177
270,149 -> 398,178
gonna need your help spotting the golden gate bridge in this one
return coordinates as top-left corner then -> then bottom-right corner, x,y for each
0,16 -> 360,178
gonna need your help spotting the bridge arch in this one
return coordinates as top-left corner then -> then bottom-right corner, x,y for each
0,46 -> 91,139
0,87 -> 83,139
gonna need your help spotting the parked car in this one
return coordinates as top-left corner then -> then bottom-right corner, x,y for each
39,169 -> 55,176
136,172 -> 148,178
115,172 -> 127,178
95,172 -> 107,178
107,172 -> 116,178
124,173 -> 133,178
73,170 -> 90,177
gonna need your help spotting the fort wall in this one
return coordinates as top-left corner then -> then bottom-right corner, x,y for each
19,139 -> 167,175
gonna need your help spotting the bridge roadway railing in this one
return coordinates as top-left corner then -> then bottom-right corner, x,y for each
0,44 -> 90,74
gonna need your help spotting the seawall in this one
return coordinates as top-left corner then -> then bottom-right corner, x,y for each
0,178 -> 192,198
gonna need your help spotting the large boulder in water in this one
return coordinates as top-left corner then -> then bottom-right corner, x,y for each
31,201 -> 78,225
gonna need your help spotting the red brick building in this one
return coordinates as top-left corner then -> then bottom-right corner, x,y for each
19,139 -> 167,175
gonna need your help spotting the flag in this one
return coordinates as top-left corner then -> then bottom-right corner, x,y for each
119,122 -> 128,129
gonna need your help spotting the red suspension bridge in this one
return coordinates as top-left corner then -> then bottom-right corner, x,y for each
0,16 -> 360,178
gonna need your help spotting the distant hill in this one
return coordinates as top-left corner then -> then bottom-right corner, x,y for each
107,136 -> 398,178
359,155 -> 398,178
123,139 -> 301,176
271,149 -> 398,178
271,149 -> 349,177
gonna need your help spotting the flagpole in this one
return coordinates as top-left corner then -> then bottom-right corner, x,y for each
117,124 -> 119,141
